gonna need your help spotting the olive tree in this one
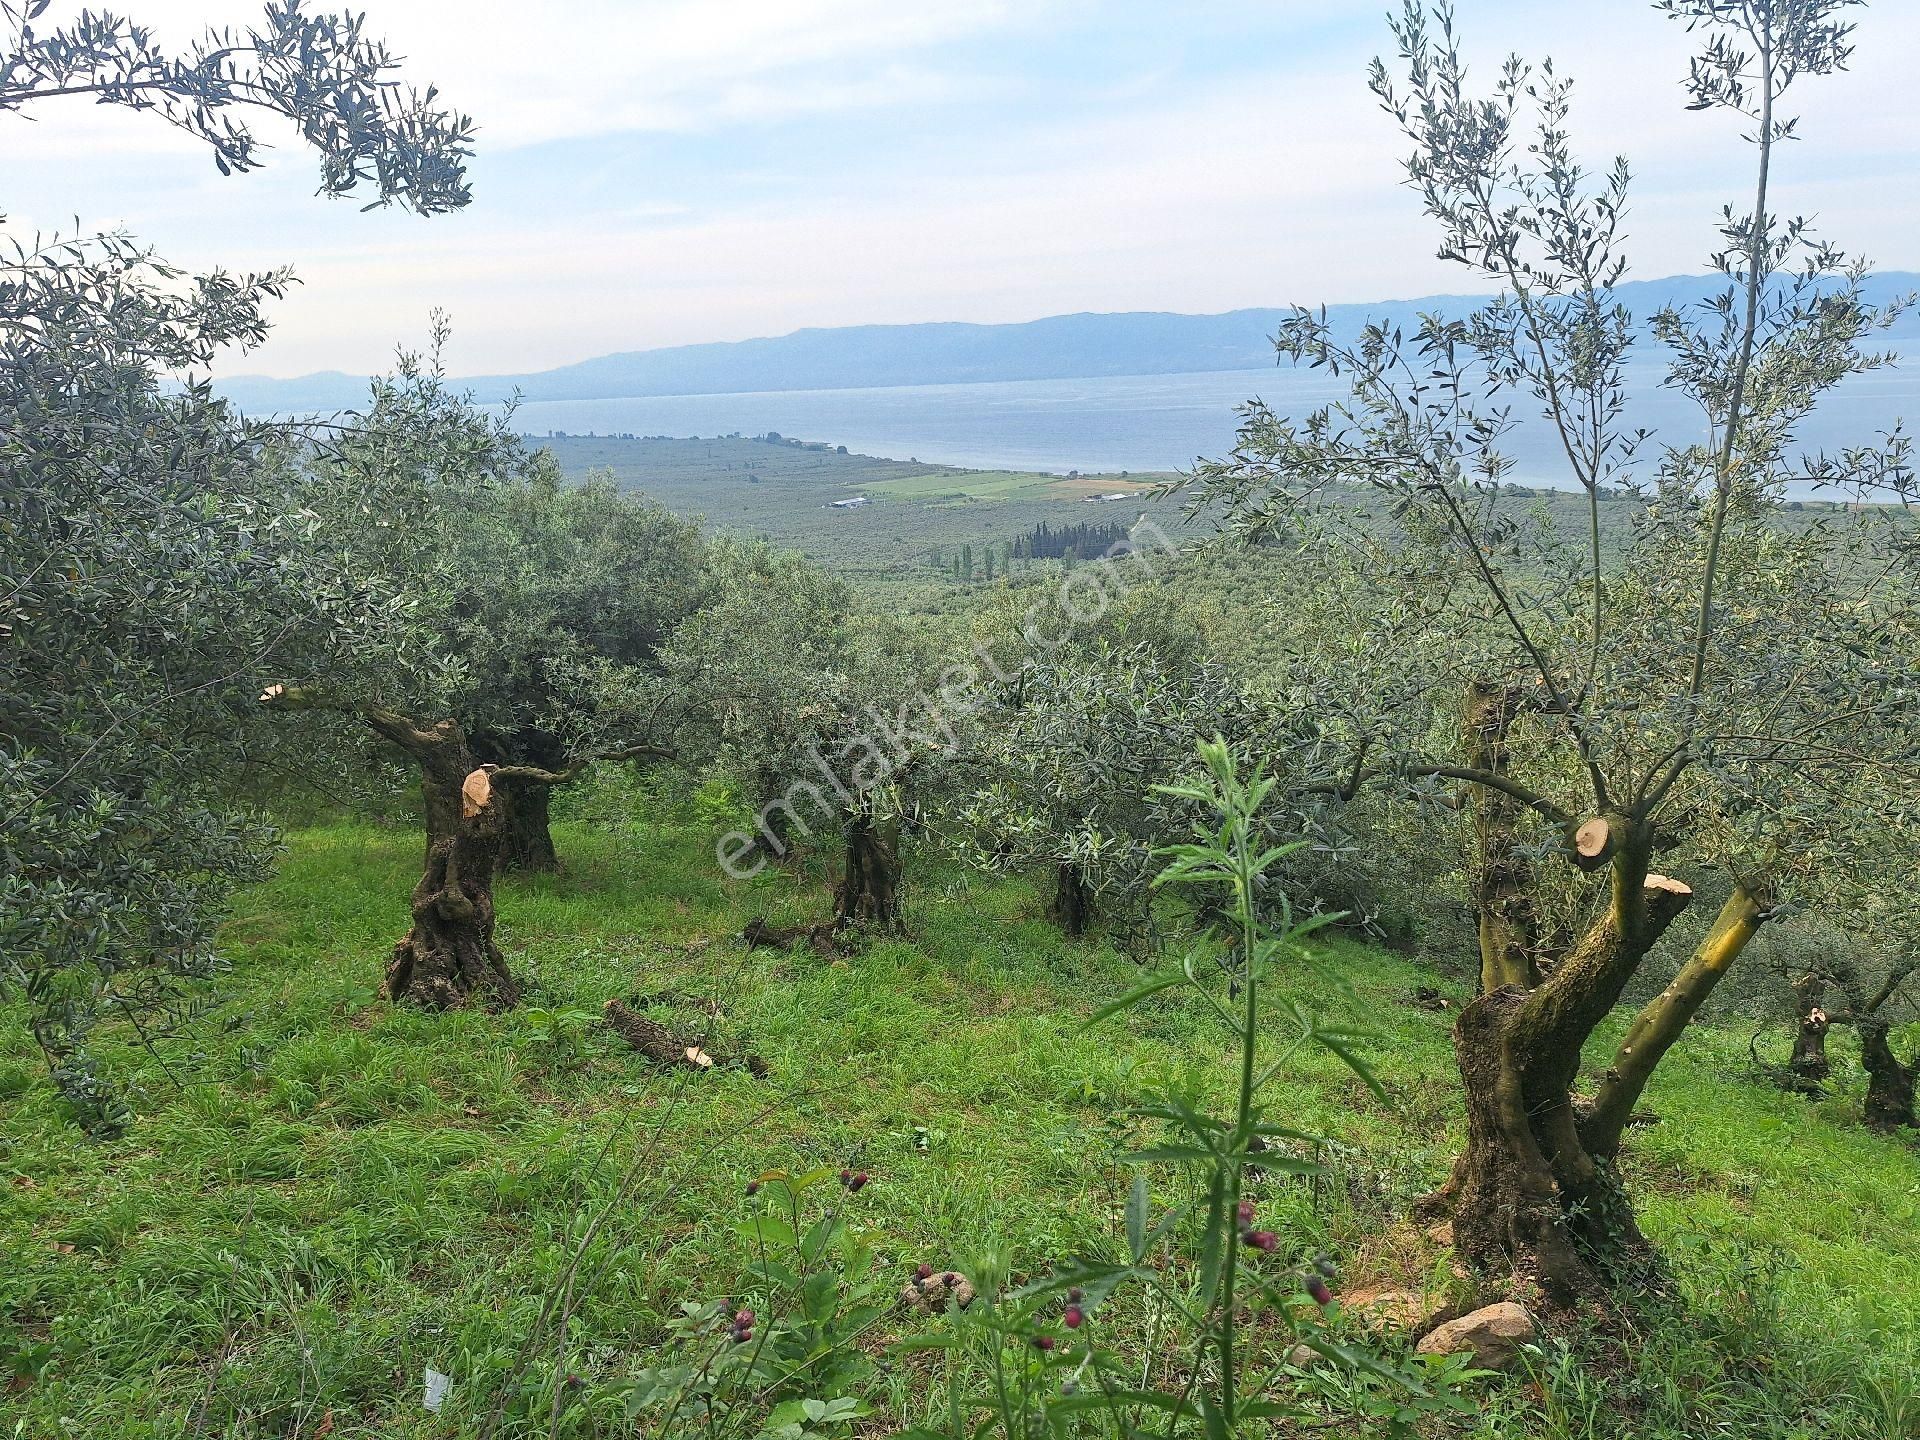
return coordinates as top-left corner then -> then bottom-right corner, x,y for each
667,541 -> 949,936
1178,0 -> 1919,1302
0,240 -> 432,1129
256,357 -> 536,1008
1822,951 -> 1918,1132
1776,855 -> 1920,1130
260,365 -> 695,1005
0,0 -> 469,1129
442,471 -> 708,874
957,634 -> 1284,939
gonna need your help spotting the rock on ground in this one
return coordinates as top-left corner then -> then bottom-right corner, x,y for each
1414,1301 -> 1538,1371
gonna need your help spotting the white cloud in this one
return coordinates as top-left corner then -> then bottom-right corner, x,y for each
0,0 -> 1037,169
6,0 -> 1916,379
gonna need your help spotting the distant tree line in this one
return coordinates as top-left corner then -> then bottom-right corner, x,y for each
1017,520 -> 1132,562
926,522 -> 1141,584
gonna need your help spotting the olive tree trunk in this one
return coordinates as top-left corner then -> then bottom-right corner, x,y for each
1048,862 -> 1094,938
1787,972 -> 1831,1093
368,714 -> 521,1009
834,801 -> 903,932
496,779 -> 560,874
1857,1018 -> 1917,1131
1427,811 -> 1770,1303
260,690 -> 522,1009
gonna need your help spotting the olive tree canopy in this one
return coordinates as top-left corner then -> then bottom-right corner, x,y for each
1,0 -> 470,1128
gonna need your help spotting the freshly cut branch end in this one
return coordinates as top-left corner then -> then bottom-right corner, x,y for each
460,766 -> 493,819
1572,817 -> 1614,870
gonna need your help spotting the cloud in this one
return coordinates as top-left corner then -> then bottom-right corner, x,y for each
6,0 -> 1916,379
1,0 -> 1041,163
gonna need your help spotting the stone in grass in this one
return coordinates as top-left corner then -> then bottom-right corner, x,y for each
1414,1302 -> 1538,1372
901,1270 -> 975,1313
1284,1343 -> 1328,1371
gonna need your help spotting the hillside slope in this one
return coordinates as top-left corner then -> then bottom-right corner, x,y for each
2,809 -> 1915,1436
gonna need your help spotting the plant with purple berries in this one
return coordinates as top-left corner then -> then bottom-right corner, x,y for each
901,741 -> 1474,1436
615,1166 -> 885,1436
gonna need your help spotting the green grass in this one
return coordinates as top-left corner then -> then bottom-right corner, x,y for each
3,808 -> 1918,1437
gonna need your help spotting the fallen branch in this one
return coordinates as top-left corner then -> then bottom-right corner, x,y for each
602,999 -> 768,1078
741,917 -> 842,954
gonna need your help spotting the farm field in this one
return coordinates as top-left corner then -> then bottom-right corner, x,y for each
537,436 -> 1179,584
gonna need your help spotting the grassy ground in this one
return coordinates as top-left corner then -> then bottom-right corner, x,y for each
3,806 -> 1918,1438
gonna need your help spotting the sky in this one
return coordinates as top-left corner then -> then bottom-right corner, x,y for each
4,0 -> 1917,380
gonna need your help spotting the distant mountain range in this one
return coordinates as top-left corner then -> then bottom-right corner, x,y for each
216,272 -> 1920,414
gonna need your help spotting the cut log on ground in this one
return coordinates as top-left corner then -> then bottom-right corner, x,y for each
603,999 -> 769,1077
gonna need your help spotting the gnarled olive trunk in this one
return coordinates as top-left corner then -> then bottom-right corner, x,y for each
380,720 -> 521,1009
1441,987 -> 1640,1301
496,779 -> 560,874
1787,973 -> 1831,1093
1049,862 -> 1094,938
834,803 -> 903,931
258,690 -> 527,1008
1857,1018 -> 1917,1131
1427,817 -> 1768,1304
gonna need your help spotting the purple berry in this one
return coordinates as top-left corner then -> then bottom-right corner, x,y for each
1032,1335 -> 1056,1352
1248,1230 -> 1279,1253
1236,1197 -> 1256,1226
839,1168 -> 853,1186
745,1180 -> 760,1196
1063,1305 -> 1084,1330
1306,1276 -> 1332,1306
734,1308 -> 755,1326
732,1326 -> 754,1345
849,1171 -> 870,1192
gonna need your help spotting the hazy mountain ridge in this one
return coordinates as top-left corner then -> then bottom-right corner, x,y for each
218,272 -> 1920,414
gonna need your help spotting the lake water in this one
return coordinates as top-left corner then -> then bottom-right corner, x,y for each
506,340 -> 1919,492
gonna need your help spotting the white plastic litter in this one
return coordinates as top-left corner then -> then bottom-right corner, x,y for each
423,1368 -> 453,1413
